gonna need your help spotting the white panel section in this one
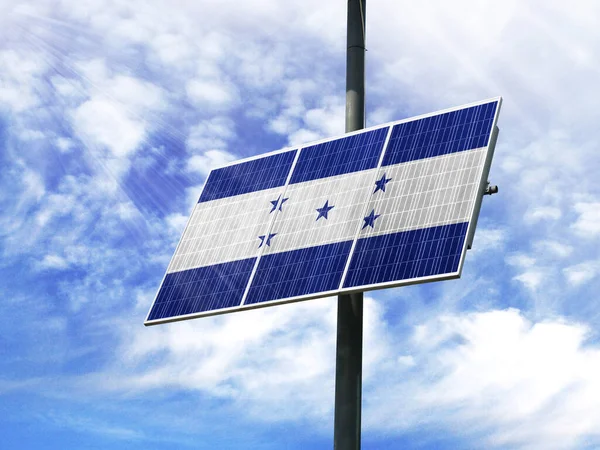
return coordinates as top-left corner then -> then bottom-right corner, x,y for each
167,187 -> 285,272
261,169 -> 379,254
358,148 -> 487,239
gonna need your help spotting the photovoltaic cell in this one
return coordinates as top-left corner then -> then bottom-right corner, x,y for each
246,129 -> 391,302
357,149 -> 488,240
199,149 -> 297,202
245,240 -> 353,305
147,257 -> 256,321
290,127 -> 389,184
382,102 -> 497,166
343,222 -> 468,288
146,98 -> 501,325
168,187 -> 285,273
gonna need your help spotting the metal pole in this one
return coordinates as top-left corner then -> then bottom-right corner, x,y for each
344,0 -> 366,133
334,1 -> 366,449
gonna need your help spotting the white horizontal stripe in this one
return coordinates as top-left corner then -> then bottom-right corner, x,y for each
359,147 -> 487,239
168,147 -> 487,272
167,187 -> 284,272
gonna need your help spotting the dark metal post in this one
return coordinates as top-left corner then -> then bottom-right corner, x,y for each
344,0 -> 366,133
334,1 -> 366,449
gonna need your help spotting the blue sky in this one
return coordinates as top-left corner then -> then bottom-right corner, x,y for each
1,0 -> 600,448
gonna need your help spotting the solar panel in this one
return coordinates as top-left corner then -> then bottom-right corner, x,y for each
146,98 -> 501,325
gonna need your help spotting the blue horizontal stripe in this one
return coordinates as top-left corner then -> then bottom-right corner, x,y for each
245,240 -> 353,305
343,222 -> 469,288
147,258 -> 256,320
382,101 -> 498,166
290,127 -> 389,184
199,150 -> 297,202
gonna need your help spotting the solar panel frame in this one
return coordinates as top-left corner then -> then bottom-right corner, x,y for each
145,97 -> 502,325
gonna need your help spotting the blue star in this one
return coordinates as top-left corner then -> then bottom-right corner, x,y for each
374,173 -> 392,194
269,195 -> 289,213
316,200 -> 335,221
362,209 -> 380,229
258,233 -> 277,248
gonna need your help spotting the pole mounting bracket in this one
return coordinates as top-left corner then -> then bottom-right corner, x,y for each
484,181 -> 498,196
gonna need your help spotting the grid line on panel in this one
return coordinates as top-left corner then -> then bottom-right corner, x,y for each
382,101 -> 497,167
154,151 -> 300,321
343,222 -> 468,288
147,99 -> 502,322
290,127 -> 389,184
245,240 -> 353,305
340,101 -> 498,291
339,126 -> 395,288
199,150 -> 297,202
379,149 -> 486,235
240,146 -> 303,305
147,257 -> 256,321
243,128 -> 391,305
167,188 -> 287,274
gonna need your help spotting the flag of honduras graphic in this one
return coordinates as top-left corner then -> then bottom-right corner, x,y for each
146,98 -> 501,324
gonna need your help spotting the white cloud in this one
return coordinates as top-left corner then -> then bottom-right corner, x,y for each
186,78 -> 239,110
506,253 -> 536,268
396,355 -> 416,367
151,33 -> 195,66
572,202 -> 600,237
75,297 -> 381,427
166,213 -> 188,235
36,254 -> 70,271
564,261 -> 599,286
51,75 -> 86,101
71,97 -> 146,158
186,117 -> 235,152
186,150 -> 235,176
184,183 -> 205,213
0,161 -> 45,246
268,115 -> 297,136
505,253 -> 546,292
287,128 -> 321,147
0,49 -> 46,112
267,78 -> 320,137
367,106 -> 395,127
533,240 -> 573,259
75,58 -> 111,85
235,42 -> 287,89
66,68 -> 167,182
106,75 -> 165,113
513,270 -> 545,291
44,411 -> 144,441
302,97 -> 345,137
110,17 -> 151,44
271,93 -> 345,147
98,297 -> 339,424
76,305 -> 600,449
470,226 -> 507,254
18,129 -> 45,141
55,137 -> 74,153
366,308 -> 600,449
524,206 -> 562,224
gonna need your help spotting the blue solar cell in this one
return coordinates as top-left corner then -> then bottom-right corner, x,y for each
245,240 -> 353,304
147,257 -> 256,320
343,222 -> 469,288
290,127 -> 389,184
199,150 -> 297,202
382,101 -> 497,166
